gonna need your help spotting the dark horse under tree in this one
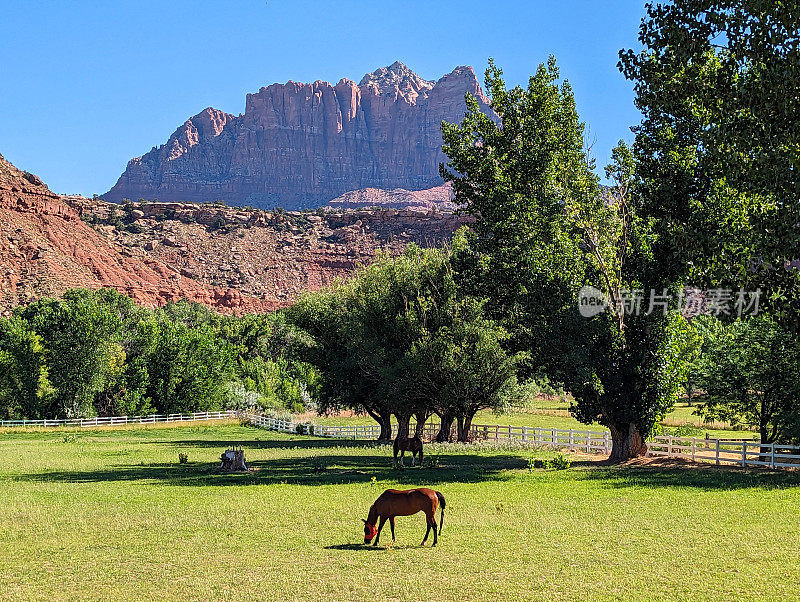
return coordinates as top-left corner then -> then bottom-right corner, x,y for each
393,434 -> 423,466
363,488 -> 445,546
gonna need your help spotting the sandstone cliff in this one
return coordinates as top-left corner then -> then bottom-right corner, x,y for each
104,62 -> 490,208
326,183 -> 455,211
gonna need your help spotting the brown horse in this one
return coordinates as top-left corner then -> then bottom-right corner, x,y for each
393,434 -> 423,466
362,488 -> 445,546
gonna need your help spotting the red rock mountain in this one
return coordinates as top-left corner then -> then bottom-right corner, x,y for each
104,62 -> 490,209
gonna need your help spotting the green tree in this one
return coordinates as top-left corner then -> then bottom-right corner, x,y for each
698,316 -> 800,445
441,60 -> 697,460
290,243 -> 520,442
18,290 -> 123,418
0,316 -> 53,419
145,316 -> 234,414
408,296 -> 525,441
619,0 -> 800,328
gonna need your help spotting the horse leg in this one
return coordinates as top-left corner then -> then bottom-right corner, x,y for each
432,518 -> 438,546
421,523 -> 431,546
410,450 -> 416,466
399,449 -> 404,466
389,516 -> 395,541
374,516 -> 387,546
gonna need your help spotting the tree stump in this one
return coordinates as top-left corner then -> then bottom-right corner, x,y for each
219,445 -> 248,471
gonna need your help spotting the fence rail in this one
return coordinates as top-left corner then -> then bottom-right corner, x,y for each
243,412 -> 613,454
647,435 -> 800,469
0,410 -> 238,429
244,413 -> 800,471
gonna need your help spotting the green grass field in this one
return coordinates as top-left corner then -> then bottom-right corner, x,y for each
1,422 -> 796,600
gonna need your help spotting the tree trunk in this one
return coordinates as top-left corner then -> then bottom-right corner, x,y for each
436,412 -> 455,442
413,411 -> 429,438
759,424 -> 772,463
395,412 -> 412,440
366,409 -> 393,442
377,413 -> 392,442
456,413 -> 474,443
608,423 -> 647,463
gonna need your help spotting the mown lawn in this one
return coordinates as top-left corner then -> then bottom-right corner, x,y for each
1,422 -> 797,600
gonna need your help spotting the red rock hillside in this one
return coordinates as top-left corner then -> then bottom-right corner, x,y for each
0,153 -> 276,314
1,154 -> 472,315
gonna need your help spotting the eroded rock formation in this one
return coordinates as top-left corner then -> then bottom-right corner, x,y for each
104,62 -> 490,208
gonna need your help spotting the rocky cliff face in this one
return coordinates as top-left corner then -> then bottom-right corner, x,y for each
104,62 -> 490,208
0,153 -> 276,314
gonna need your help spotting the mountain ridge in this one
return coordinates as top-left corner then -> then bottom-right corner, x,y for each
104,63 -> 491,209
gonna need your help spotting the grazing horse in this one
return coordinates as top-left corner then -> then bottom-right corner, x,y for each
362,488 -> 445,547
393,434 -> 423,466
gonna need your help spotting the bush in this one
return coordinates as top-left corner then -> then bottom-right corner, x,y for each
529,453 -> 571,470
295,421 -> 314,435
178,452 -> 188,464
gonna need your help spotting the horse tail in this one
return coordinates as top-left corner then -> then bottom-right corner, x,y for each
435,491 -> 446,535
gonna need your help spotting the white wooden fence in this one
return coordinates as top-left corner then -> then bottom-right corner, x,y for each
5,409 -> 798,471
0,410 -> 238,429
243,412 -> 613,454
245,413 -> 800,471
647,435 -> 800,469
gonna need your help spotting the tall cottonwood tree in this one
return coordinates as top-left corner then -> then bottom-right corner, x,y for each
441,59 -> 695,460
619,0 -> 800,328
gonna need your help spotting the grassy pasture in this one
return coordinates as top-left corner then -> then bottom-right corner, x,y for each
1,423 -> 797,601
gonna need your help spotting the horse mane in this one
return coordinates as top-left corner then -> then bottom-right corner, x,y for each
366,504 -> 379,526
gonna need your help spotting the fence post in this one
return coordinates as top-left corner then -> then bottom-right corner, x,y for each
715,439 -> 720,465
770,443 -> 776,469
668,435 -> 673,457
692,438 -> 696,462
741,441 -> 747,467
569,429 -> 574,452
522,426 -> 528,443
604,432 -> 610,454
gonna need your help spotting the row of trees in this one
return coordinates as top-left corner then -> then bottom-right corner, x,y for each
288,1 -> 797,458
419,0 -> 799,460
288,244 -> 525,442
0,288 -> 317,420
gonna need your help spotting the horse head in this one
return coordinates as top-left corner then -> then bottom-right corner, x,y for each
362,519 -> 378,544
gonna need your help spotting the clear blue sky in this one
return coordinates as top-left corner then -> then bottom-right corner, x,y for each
0,0 -> 646,197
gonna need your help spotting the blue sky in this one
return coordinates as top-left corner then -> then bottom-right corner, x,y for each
0,0 -> 646,196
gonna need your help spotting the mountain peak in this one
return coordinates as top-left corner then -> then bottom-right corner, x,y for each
359,61 -> 434,97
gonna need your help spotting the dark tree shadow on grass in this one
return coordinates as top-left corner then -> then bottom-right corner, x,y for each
148,437 -> 384,451
9,432 -> 799,490
8,441 -> 528,487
